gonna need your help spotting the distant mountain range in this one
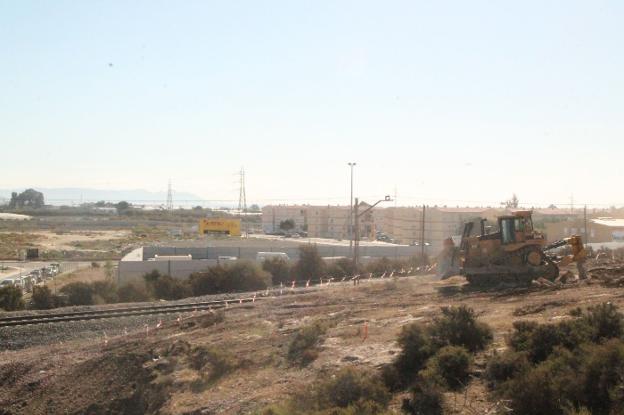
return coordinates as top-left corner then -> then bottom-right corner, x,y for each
0,187 -> 208,206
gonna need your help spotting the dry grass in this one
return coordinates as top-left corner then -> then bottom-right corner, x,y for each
53,265 -> 109,290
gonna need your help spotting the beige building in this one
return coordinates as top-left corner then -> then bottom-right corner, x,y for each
261,205 -> 307,234
262,203 -> 377,240
382,206 -> 503,252
545,217 -> 624,243
306,203 -> 376,240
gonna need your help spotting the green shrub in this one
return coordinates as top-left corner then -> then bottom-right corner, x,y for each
401,378 -> 445,415
380,363 -> 402,392
189,345 -> 237,382
259,368 -> 390,415
288,321 -> 328,366
223,261 -> 270,292
582,302 -> 623,342
91,280 -> 119,304
488,305 -> 624,415
484,350 -> 530,389
316,366 -> 391,409
393,323 -> 435,386
189,261 -> 269,296
580,339 -> 624,414
423,346 -> 472,390
326,258 -> 361,278
429,305 -> 493,353
0,285 -> 25,311
365,257 -> 393,275
509,320 -> 539,352
262,257 -> 292,285
492,339 -> 624,415
510,319 -> 593,363
152,275 -> 191,300
116,282 -> 151,303
499,347 -> 582,415
60,282 -> 94,306
31,285 -> 58,309
189,265 -> 228,296
292,245 -> 326,281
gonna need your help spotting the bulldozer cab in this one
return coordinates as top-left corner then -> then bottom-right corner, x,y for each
499,211 -> 534,245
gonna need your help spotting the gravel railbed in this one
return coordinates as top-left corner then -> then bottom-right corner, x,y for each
0,286 -> 321,351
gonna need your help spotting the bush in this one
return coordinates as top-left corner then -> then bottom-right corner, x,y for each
189,261 -> 269,296
223,261 -> 270,292
499,347 -> 582,415
260,368 -> 390,415
0,285 -> 25,311
401,378 -> 445,415
581,339 -> 624,414
316,366 -> 391,410
117,282 -> 151,303
582,302 -> 623,341
489,313 -> 624,415
31,285 -> 58,309
423,346 -> 472,390
429,305 -> 493,353
292,245 -> 326,281
91,280 -> 119,304
509,304 -> 624,365
288,321 -> 328,366
189,345 -> 237,382
262,257 -> 292,285
365,257 -> 394,275
60,282 -> 94,306
509,320 -> 539,352
151,275 -> 191,300
484,350 -> 530,389
189,265 -> 228,296
393,323 -> 435,386
510,319 -> 593,363
326,258 -> 361,278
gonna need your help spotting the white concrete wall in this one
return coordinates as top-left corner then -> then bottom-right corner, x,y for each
118,259 -> 218,284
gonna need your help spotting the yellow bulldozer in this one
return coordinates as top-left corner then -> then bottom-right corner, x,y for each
458,210 -> 587,286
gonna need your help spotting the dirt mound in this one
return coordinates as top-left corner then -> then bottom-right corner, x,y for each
1,342 -> 168,415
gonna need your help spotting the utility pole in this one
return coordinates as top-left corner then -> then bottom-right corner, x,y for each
354,197 -> 359,267
166,179 -> 173,213
348,162 -> 356,256
584,205 -> 588,243
238,167 -> 247,237
421,205 -> 426,260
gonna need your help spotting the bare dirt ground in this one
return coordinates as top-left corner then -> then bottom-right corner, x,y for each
52,265 -> 109,290
2,265 -> 624,415
28,230 -> 131,251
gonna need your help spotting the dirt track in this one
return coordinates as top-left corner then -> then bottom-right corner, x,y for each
1,272 -> 623,414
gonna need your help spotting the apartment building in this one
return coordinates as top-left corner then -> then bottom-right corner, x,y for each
261,205 -> 307,234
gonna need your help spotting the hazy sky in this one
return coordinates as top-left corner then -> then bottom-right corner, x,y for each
2,1 -> 622,207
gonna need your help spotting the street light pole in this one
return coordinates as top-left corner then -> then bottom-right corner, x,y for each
348,162 -> 356,257
353,195 -> 392,268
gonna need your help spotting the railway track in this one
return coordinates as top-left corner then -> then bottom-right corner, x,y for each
0,297 -> 258,327
1,269 -> 422,328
